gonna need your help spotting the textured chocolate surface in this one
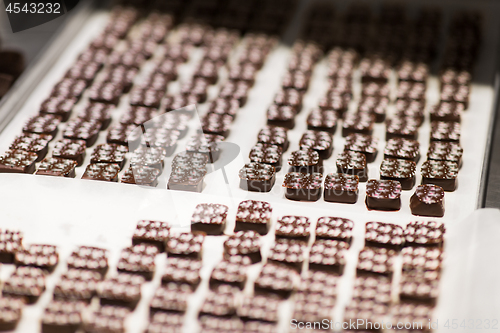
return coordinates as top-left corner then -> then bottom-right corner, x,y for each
273,89 -> 303,112
130,146 -> 166,170
82,163 -> 121,182
224,230 -> 261,263
97,273 -> 145,309
91,143 -> 128,169
342,113 -> 375,137
209,256 -> 250,289
185,133 -> 224,163
298,270 -> 339,297
0,149 -> 38,174
122,165 -> 161,187
234,200 -> 272,235
275,216 -> 311,240
191,203 -> 229,235
51,78 -> 87,99
336,151 -> 368,182
147,311 -> 184,333
0,296 -> 24,331
201,113 -> 233,137
237,295 -> 282,322
119,106 -> 158,126
101,65 -> 139,93
380,158 -> 417,190
267,104 -> 296,129
218,82 -> 250,107
200,285 -> 239,317
344,133 -> 378,163
257,126 -> 289,151
421,160 -> 459,191
293,290 -> 336,323
254,263 -> 297,298
399,270 -> 440,304
53,269 -> 102,302
389,302 -> 434,329
168,168 -> 207,192
307,108 -> 338,134
267,238 -> 307,272
394,99 -> 425,126
199,315 -> 243,332
63,119 -> 101,146
402,246 -> 443,272
386,117 -> 419,141
150,282 -> 191,313
398,60 -> 429,83
365,179 -> 402,211
249,143 -> 283,171
129,88 -> 165,108
361,82 -> 390,98
39,96 -> 76,121
430,121 -> 461,142
67,246 -> 109,275
430,101 -> 464,122
83,305 -> 130,333
283,172 -> 323,201
440,84 -> 470,107
318,95 -> 349,113
106,123 -> 141,146
396,81 -> 426,100
352,275 -> 392,304
404,221 -> 445,247
410,184 -> 446,217
166,232 -> 205,259
360,57 -> 391,82
358,96 -> 389,123
315,217 -> 354,242
142,128 -> 180,154
42,299 -> 86,332
357,247 -> 396,277
384,137 -> 420,162
108,50 -> 147,69
162,257 -> 202,288
239,163 -> 276,193
23,114 -> 61,137
87,81 -> 124,105
132,220 -> 170,252
324,173 -> 359,204
427,141 -> 463,166
365,222 -> 405,249
0,229 -> 23,264
117,244 -> 159,280
9,133 -> 52,162
309,239 -> 348,273
36,157 -> 77,178
299,130 -> 333,159
66,60 -> 102,83
287,150 -> 321,173
3,266 -> 45,303
52,139 -> 86,166
15,244 -> 58,271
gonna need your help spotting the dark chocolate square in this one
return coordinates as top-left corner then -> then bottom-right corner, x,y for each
389,302 -> 434,329
267,104 -> 296,129
162,257 -> 202,288
358,96 -> 388,123
130,146 -> 166,171
365,179 -> 402,211
299,130 -> 333,159
440,84 -> 470,108
132,220 -> 170,252
179,79 -> 209,103
199,315 -> 243,332
287,149 -> 322,173
3,266 -> 46,303
208,98 -> 239,119
430,101 -> 463,123
410,184 -> 446,217
87,81 -> 124,105
249,143 -> 283,171
239,163 -> 276,193
399,270 -> 439,305
380,158 -> 417,190
237,295 -> 282,322
39,96 -> 77,121
254,262 -> 297,298
324,173 -> 359,204
352,275 -> 392,304
315,217 -> 354,241
122,165 -> 161,187
430,121 -> 461,142
139,73 -> 172,91
283,172 -> 323,201
119,106 -> 158,126
83,306 -> 130,332
427,141 -> 463,167
293,290 -> 336,323
273,89 -> 303,112
404,221 -> 445,247
51,78 -> 87,100
307,108 -> 338,134
318,95 -> 349,113
63,119 -> 101,147
365,221 -> 404,249
53,269 -> 102,302
201,113 -> 233,137
209,256 -> 250,289
52,139 -> 87,166
67,246 -> 109,275
257,126 -> 289,151
166,232 -> 205,259
398,61 -> 429,83
384,137 -> 420,162
396,81 -> 426,101
342,113 -> 375,137
150,283 -> 191,313
168,168 -> 207,192
218,81 -> 250,107
147,312 -> 184,333
395,99 -> 425,126
402,246 -> 443,272
344,133 -> 378,163
275,216 -> 311,240
309,239 -> 349,273
0,296 -> 24,331
386,117 -> 419,141
97,273 -> 145,309
421,160 -> 458,191
15,244 -> 58,272
0,229 -> 23,264
267,239 -> 307,272
42,299 -> 86,333
23,114 -> 61,137
234,200 -> 272,235
357,246 -> 396,277
82,163 -> 121,182
200,284 -> 238,317
108,50 -> 147,68
191,203 -> 229,235
336,151 -> 368,182
185,133 -> 224,163
101,65 -> 139,93
129,88 -> 165,108
90,144 -> 128,169
117,244 -> 159,280
9,133 -> 51,162
163,95 -> 198,113
361,82 -> 390,98
66,60 -> 102,83
223,230 -> 262,263
440,68 -> 472,86
282,71 -> 311,91
360,57 -> 391,83
36,157 -> 77,178
227,63 -> 258,86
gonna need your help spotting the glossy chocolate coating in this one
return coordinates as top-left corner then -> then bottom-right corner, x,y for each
254,263 -> 297,298
130,146 -> 166,170
150,282 -> 191,313
42,299 -> 86,333
380,158 -> 417,190
257,126 -> 289,151
267,104 -> 296,129
421,160 -> 458,191
52,139 -> 87,166
358,96 -> 388,123
163,95 -> 198,113
208,98 -> 239,118
273,89 -> 303,113
404,221 -> 445,247
318,95 -> 349,113
97,273 -> 145,309
179,79 -> 209,103
39,96 -> 77,121
395,99 -> 425,126
430,121 -> 461,142
238,163 -> 276,193
91,144 -> 128,169
293,290 -> 336,323
249,143 -> 283,171
82,163 -> 121,182
186,133 -> 223,163
23,114 -> 61,137
0,296 -> 24,331
307,108 -> 337,134
67,246 -> 109,275
234,200 -> 272,235
106,123 -> 141,146
344,133 -> 378,163
122,165 -> 160,187
275,216 -> 311,240
309,239 -> 348,273
410,184 -> 445,217
282,71 -> 311,91
3,266 -> 45,303
166,232 -> 205,259
218,82 -> 250,107
384,137 -> 420,162
357,247 -> 396,277
283,172 -> 323,201
299,130 -> 333,159
9,133 -> 51,162
168,168 -> 207,193
237,295 -> 282,322
87,81 -> 124,105
267,238 -> 307,272
287,150 -> 321,173
119,106 -> 158,126
223,230 -> 261,263
63,119 -> 100,147
108,50 -> 147,69
396,81 -> 426,101
162,257 -> 202,288
365,221 -> 404,249
36,157 -> 77,178
440,84 -> 470,108
129,88 -> 165,108
430,101 -> 464,122
83,305 -> 130,333
15,244 -> 58,272
140,72 -> 173,92
227,63 -> 258,86
365,179 -> 402,211
53,269 -> 102,302
101,65 -> 138,93
386,117 -> 419,141
191,203 -> 228,235
336,151 -> 368,182
132,220 -> 169,252
51,78 -> 87,100
402,246 -> 443,272
201,113 -> 232,137
0,229 -> 23,264
209,256 -> 250,289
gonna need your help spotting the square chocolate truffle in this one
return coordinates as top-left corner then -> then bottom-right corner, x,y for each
357,247 -> 396,277
267,104 -> 296,129
315,217 -> 354,242
82,306 -> 130,333
41,299 -> 86,333
365,222 -> 404,249
163,95 -> 198,113
249,143 -> 283,171
168,168 -> 207,192
23,114 -> 61,137
254,263 -> 297,298
179,79 -> 209,103
398,60 -> 429,83
140,73 -> 172,92
360,57 -> 391,83
384,137 -> 420,162
307,108 -> 338,134
394,99 -> 425,126
15,244 -> 58,272
386,117 -> 419,141
410,184 -> 445,217
51,78 -> 87,100
361,82 -> 390,98
430,101 -> 463,123
324,173 -> 359,204
87,81 -> 124,105
39,96 -> 77,121
146,312 -> 184,333
199,315 -> 243,333
358,96 -> 389,123
223,230 -> 262,263
132,220 -> 170,252
166,232 -> 205,259
275,216 -> 311,240
344,133 -> 379,163
0,296 -> 24,331
218,82 -> 250,107
142,128 -> 180,155
52,139 -> 86,166
234,200 -> 272,235
427,141 -> 463,167
0,229 -> 23,264
150,283 -> 191,313
396,81 -> 426,101
267,239 -> 307,272
283,172 -> 323,201
82,163 -> 121,182
66,246 -> 109,275
440,68 -> 472,86
9,133 -> 52,162
399,270 -> 439,305
380,158 -> 417,190
227,63 -> 258,86
352,275 -> 392,304
53,269 -> 102,302
186,133 -> 224,163
201,113 -> 233,137
66,60 -> 102,83
309,239 -> 349,273
108,50 -> 147,69
121,165 -> 161,187
440,84 -> 470,108
90,144 -> 128,169
191,203 -> 229,235
239,163 -> 276,193
299,130 -> 333,159
293,290 -> 336,323
208,98 -> 240,117
0,149 -> 38,174
200,284 -> 239,317
273,89 -> 303,113
430,121 -> 461,142
97,273 -> 145,309
421,160 -> 458,191
117,244 -> 159,280
106,123 -> 142,147
336,151 -> 368,182
404,221 -> 445,247
389,302 -> 434,330
288,149 -> 322,173
318,95 -> 349,114
63,119 -> 101,147
3,266 -> 46,303
342,113 -> 375,137
101,65 -> 139,93
209,256 -> 250,289
129,88 -> 165,108
162,257 -> 202,289
257,126 -> 289,151
365,179 -> 402,211
283,71 -> 311,91
119,106 -> 158,126
36,157 -> 77,178
402,246 -> 443,272
237,295 -> 282,322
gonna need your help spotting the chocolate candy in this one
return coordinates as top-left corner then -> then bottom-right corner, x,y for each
440,84 -> 470,108
109,50 -> 147,69
299,130 -> 333,159
142,128 -> 180,154
344,133 -> 378,163
209,256 -> 250,289
384,137 -> 420,162
162,257 -> 202,288
402,246 -> 443,272
140,72 -> 172,91
67,246 -> 109,275
191,203 -> 229,235
218,82 -> 249,107
193,60 -> 219,85
90,144 -> 128,169
361,82 -> 390,98
129,88 -> 165,108
200,285 -> 239,317
101,65 -> 138,93
87,81 -> 124,105
0,296 -> 24,331
168,168 -> 207,192
352,275 -> 391,304
336,151 -> 368,182
254,263 -> 297,298
36,157 -> 77,178
39,96 -> 77,121
180,79 -> 209,103
52,139 -> 86,166
380,158 -> 417,190
357,247 -> 396,277
257,126 -> 289,151
117,244 -> 158,280
399,270 -> 439,304
267,104 -> 296,129
90,33 -> 119,51
410,184 -> 445,217
83,306 -> 130,333
82,163 -> 121,182
440,68 -> 472,86
227,62 -> 258,85
398,60 -> 429,83
199,315 -> 243,332
163,95 -> 198,113
282,71 -> 311,91
119,106 -> 158,126
3,266 -> 45,303
166,232 -> 205,259
171,151 -> 208,171
234,200 -> 272,235
150,282 -> 191,313
430,121 -> 461,142
386,117 -> 419,141
318,95 -> 349,113
421,160 -> 458,191
293,290 -> 336,323
327,77 -> 352,97
0,229 -> 23,264
132,220 -> 169,252
343,111 -> 375,138
404,221 -> 445,247
307,108 -> 338,134
360,57 -> 391,83
396,81 -> 426,101
275,216 -> 311,240
395,99 -> 425,126
239,163 -> 276,193
23,114 -> 61,137
365,179 -> 402,211
97,273 -> 145,309
283,172 -> 323,201
147,312 -> 184,333
324,172 -> 359,204
249,143 -> 283,171
430,101 -> 463,123
288,149 -> 322,173
389,302 -> 434,330
51,78 -> 87,100
186,133 -> 223,163
15,244 -> 58,271
9,133 -> 51,162
365,222 -> 404,249
130,146 -> 166,171
208,98 -> 239,119
201,113 -> 232,137
267,239 -> 307,272
298,270 -> 339,297
315,217 -> 353,242
63,119 -> 100,146
66,60 -> 102,83
358,96 -> 388,123
53,269 -> 102,302
107,123 -> 141,146
273,89 -> 303,113
237,295 -> 281,322
223,230 -> 261,263
309,239 -> 348,273
122,165 -> 161,187
41,299 -> 86,333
